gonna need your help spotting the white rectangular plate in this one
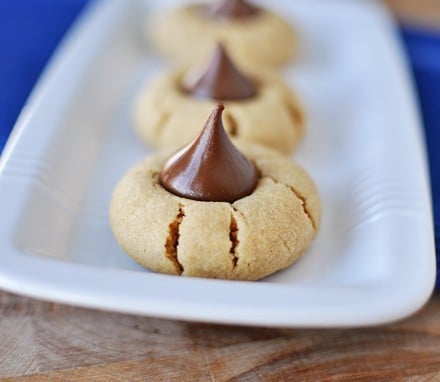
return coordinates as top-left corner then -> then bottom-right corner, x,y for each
0,0 -> 435,327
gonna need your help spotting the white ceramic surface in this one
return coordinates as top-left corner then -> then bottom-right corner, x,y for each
0,0 -> 435,327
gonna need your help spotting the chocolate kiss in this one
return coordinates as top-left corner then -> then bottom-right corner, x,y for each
206,0 -> 259,19
182,43 -> 257,101
160,104 -> 258,202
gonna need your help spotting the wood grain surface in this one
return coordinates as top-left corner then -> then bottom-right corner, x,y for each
385,0 -> 440,28
0,290 -> 439,381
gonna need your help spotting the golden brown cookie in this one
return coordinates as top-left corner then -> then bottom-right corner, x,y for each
148,1 -> 297,68
109,142 -> 320,281
133,46 -> 304,155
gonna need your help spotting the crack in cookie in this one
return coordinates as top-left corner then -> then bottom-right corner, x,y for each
229,213 -> 239,268
150,171 -> 159,181
287,185 -> 316,231
285,99 -> 304,128
263,176 -> 316,231
276,232 -> 294,254
281,96 -> 305,143
224,113 -> 238,137
231,204 -> 250,226
164,205 -> 185,274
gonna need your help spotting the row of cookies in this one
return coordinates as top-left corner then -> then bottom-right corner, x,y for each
109,0 -> 321,281
136,0 -> 304,155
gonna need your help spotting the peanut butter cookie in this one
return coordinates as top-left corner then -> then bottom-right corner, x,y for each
148,0 -> 297,68
133,44 -> 304,155
112,105 -> 320,280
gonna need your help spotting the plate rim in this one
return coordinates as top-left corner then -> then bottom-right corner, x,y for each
0,0 -> 436,328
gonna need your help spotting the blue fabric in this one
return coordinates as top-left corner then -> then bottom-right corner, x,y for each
0,0 -> 88,149
401,27 -> 440,288
0,2 -> 439,285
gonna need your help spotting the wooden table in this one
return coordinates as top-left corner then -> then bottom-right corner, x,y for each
0,290 -> 439,380
1,2 -> 439,380
386,0 -> 440,29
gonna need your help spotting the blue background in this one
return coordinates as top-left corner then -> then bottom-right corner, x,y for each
1,1 -> 439,286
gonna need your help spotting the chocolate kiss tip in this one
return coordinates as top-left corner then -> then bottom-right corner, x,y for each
214,102 -> 225,113
160,104 -> 258,203
182,42 -> 257,101
206,0 -> 259,19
